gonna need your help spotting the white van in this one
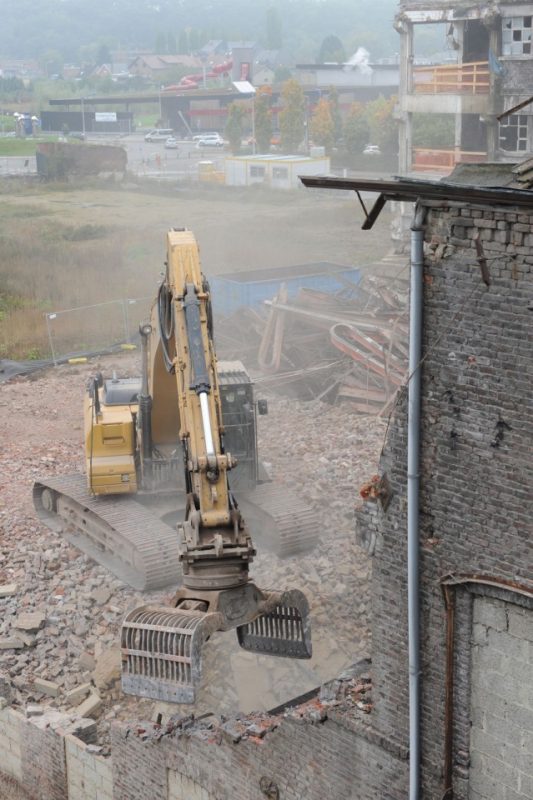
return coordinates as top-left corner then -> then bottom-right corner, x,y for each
144,129 -> 174,142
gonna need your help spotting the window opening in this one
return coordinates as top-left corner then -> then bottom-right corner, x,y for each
502,16 -> 532,55
498,114 -> 528,151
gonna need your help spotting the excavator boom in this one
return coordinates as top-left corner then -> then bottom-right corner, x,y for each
119,230 -> 312,702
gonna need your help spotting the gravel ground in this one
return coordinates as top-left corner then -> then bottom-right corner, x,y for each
0,350 -> 385,740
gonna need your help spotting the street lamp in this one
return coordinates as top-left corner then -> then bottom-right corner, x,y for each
232,80 -> 256,153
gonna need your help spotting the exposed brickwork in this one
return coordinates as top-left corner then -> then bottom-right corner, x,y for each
469,596 -> 533,800
357,201 -> 533,798
111,713 -> 408,800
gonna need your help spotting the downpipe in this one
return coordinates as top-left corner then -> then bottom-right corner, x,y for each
408,204 -> 425,800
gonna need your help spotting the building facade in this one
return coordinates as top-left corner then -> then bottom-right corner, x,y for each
396,0 -> 533,172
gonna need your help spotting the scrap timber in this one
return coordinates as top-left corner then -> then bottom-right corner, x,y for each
216,258 -> 409,415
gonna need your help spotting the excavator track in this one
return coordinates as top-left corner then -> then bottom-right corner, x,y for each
33,476 -> 319,592
238,483 -> 320,558
33,473 -> 182,591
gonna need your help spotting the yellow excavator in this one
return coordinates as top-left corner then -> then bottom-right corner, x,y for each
34,229 -> 313,702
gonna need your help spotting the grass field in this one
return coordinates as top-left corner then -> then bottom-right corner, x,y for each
0,136 -> 59,156
0,180 -> 395,360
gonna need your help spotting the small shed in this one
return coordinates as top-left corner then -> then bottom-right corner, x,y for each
225,154 -> 330,190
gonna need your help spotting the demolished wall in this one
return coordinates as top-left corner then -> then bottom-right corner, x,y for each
357,200 -> 533,798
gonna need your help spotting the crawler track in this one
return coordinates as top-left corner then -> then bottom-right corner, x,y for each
33,474 -> 182,591
33,475 -> 319,591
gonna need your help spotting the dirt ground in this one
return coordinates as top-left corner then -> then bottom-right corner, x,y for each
0,180 -> 393,279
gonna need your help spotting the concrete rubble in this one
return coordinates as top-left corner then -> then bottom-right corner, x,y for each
0,351 -> 385,746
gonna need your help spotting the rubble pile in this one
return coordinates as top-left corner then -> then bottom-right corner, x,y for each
0,352 -> 386,743
216,271 -> 409,414
123,667 -> 373,746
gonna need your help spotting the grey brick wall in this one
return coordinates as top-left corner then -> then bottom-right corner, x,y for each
470,597 -> 533,800
111,715 -> 408,800
357,201 -> 533,799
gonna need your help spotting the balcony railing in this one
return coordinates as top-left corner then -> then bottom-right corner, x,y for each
413,148 -> 488,172
413,61 -> 490,95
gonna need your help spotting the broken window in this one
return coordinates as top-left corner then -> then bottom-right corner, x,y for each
498,114 -> 529,151
502,16 -> 532,55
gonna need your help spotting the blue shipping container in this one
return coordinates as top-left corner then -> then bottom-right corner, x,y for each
210,261 -> 360,317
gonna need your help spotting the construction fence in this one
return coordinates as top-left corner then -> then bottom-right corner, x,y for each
44,296 -> 151,364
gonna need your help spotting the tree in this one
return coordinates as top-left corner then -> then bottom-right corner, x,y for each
225,102 -> 245,154
343,102 -> 369,155
365,95 -> 398,155
273,66 -> 292,84
254,87 -> 273,153
310,98 -> 334,152
155,32 -> 167,54
318,35 -> 346,64
97,43 -> 112,66
178,30 -> 188,55
279,78 -> 305,154
265,6 -> 282,49
328,86 -> 343,145
166,33 -> 177,55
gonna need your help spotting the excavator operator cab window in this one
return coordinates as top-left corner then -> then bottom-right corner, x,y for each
103,378 -> 142,406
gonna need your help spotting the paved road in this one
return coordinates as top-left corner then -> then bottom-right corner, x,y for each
106,133 -> 226,180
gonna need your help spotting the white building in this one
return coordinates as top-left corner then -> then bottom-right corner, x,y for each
224,154 -> 330,190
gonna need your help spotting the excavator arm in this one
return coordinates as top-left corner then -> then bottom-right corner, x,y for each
121,230 -> 312,703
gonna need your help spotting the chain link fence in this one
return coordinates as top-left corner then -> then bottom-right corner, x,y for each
44,296 -> 151,364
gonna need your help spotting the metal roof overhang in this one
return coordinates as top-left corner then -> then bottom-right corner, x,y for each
300,175 -> 533,229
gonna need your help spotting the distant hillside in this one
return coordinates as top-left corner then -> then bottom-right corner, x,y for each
0,0 -> 400,65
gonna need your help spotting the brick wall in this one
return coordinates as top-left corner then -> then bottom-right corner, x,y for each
357,201 -> 533,798
0,705 -> 113,800
0,703 -> 23,783
111,714 -> 408,800
65,734 -> 113,799
470,597 -> 533,800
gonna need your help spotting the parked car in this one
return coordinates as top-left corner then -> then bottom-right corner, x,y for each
144,128 -> 174,142
191,131 -> 218,142
69,132 -> 86,141
363,144 -> 381,156
164,136 -> 179,150
195,133 -> 225,148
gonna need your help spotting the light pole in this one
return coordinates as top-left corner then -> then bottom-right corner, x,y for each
252,95 -> 256,155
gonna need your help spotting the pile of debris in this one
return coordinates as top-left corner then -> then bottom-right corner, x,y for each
216,273 -> 409,416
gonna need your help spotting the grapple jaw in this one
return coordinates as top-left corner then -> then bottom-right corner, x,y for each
120,584 -> 312,703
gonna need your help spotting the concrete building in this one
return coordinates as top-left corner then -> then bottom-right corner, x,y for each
396,0 -> 533,173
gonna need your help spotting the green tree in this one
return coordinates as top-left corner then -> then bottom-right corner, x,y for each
273,66 -> 292,84
178,30 -> 188,55
265,6 -> 283,49
365,95 -> 398,155
327,86 -> 343,145
412,113 -> 454,147
97,43 -> 112,65
166,33 -> 177,55
279,78 -> 305,153
254,87 -> 273,153
155,32 -> 167,54
189,29 -> 200,52
343,102 -> 369,154
225,102 -> 245,154
310,97 -> 334,152
318,35 -> 346,64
